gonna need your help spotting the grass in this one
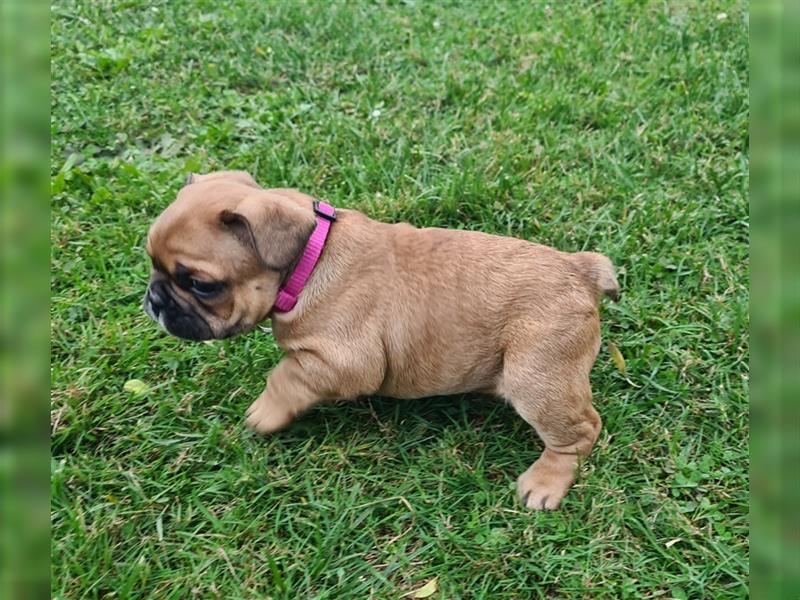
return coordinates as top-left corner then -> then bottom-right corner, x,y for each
50,1 -> 749,597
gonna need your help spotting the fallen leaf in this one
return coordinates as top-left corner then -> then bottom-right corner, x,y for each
123,379 -> 149,395
608,342 -> 626,374
402,578 -> 438,598
60,152 -> 82,173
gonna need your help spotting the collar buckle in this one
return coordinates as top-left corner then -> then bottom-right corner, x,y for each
313,200 -> 337,222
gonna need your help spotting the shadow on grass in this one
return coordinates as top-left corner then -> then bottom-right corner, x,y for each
293,393 -> 520,434
263,392 -> 541,474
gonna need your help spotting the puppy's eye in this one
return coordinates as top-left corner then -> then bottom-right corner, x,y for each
190,278 -> 222,297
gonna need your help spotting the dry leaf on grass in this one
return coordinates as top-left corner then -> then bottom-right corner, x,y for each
608,342 -> 627,374
123,379 -> 149,395
402,577 -> 438,598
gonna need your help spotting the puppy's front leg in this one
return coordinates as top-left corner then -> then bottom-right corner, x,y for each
245,354 -> 325,434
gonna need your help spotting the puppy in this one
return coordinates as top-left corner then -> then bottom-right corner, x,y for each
144,170 -> 619,510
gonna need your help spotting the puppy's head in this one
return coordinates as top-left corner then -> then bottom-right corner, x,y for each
143,171 -> 316,340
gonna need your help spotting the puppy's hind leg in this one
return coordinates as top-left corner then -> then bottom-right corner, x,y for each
500,325 -> 602,510
509,380 -> 600,510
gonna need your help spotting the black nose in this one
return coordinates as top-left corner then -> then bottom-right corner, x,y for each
144,284 -> 163,316
144,282 -> 167,318
149,281 -> 166,305
144,280 -> 214,341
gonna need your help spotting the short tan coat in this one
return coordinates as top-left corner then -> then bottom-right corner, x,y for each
146,171 -> 618,509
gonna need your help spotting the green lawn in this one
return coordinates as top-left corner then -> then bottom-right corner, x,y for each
51,1 -> 749,597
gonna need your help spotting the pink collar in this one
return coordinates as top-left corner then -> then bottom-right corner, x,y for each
272,201 -> 336,312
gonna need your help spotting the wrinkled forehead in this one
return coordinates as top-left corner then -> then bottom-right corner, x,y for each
147,179 -> 255,244
146,181 -> 256,276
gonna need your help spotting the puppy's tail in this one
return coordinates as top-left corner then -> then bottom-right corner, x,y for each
575,252 -> 620,302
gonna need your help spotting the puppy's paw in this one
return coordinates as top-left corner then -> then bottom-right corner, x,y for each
245,397 -> 293,434
517,458 -> 575,511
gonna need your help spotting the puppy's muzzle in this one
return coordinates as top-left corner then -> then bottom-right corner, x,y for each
144,280 -> 214,341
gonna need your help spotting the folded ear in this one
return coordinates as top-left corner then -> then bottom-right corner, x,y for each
220,192 -> 316,270
185,171 -> 261,189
